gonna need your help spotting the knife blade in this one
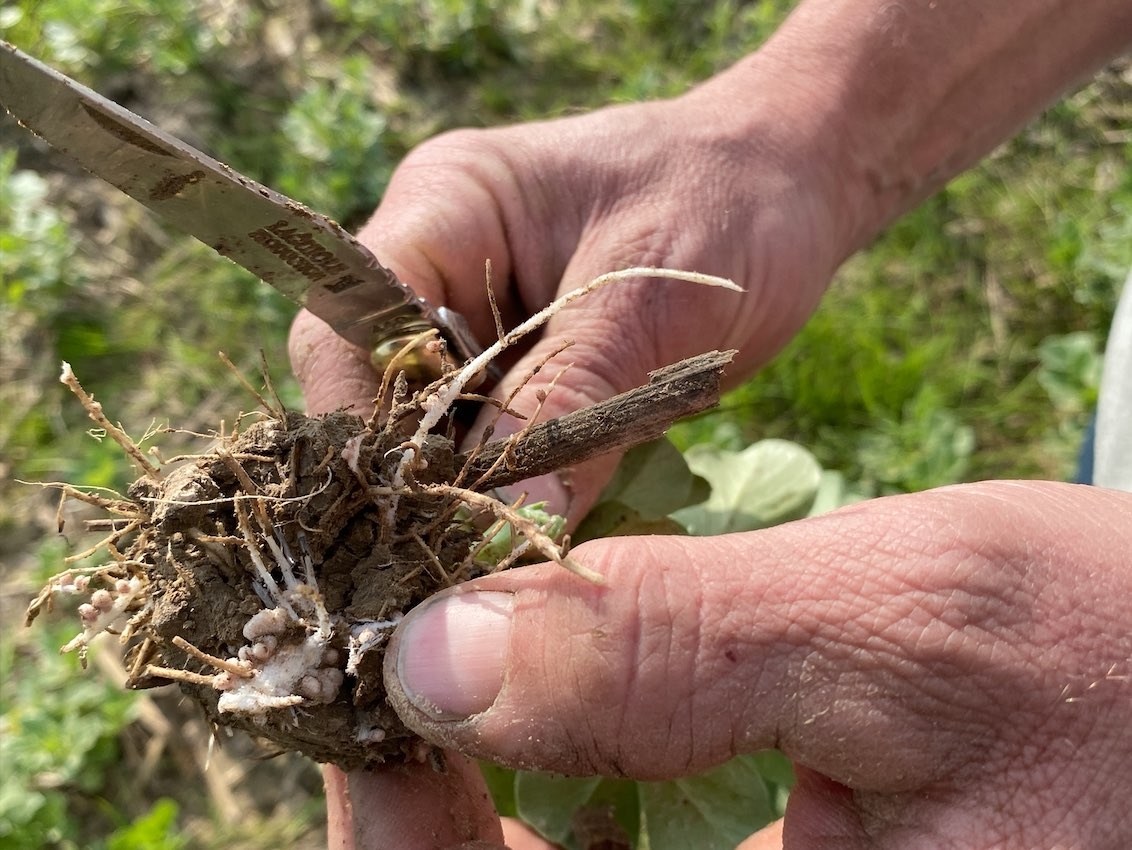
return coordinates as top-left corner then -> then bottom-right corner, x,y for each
0,41 -> 482,368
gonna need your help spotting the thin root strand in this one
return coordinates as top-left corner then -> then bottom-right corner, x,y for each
60,362 -> 162,480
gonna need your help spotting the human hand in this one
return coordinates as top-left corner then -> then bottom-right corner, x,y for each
286,98 -> 1132,848
370,480 -> 1132,848
285,2 -> 1132,843
289,78 -> 864,848
289,68 -> 862,524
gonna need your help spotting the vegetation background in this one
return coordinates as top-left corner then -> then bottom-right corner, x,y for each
1,1 -> 1129,847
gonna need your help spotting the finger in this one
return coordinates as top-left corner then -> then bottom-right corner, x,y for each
774,766 -> 868,849
454,102 -> 770,519
501,818 -> 558,850
383,481 -> 1132,790
737,817 -> 784,850
323,754 -> 503,850
353,127 -> 557,347
291,126 -> 551,416
289,310 -> 380,415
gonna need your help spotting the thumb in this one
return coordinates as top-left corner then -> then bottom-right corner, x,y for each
382,482 -> 1132,789
382,531 -> 789,779
738,817 -> 785,850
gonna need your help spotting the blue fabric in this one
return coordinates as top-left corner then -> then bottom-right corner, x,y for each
1076,413 -> 1096,485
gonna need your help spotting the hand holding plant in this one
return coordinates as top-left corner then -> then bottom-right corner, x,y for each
369,481 -> 1132,849
290,89 -> 850,525
289,0 -> 1132,846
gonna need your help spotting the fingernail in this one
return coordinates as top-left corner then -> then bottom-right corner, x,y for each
396,591 -> 513,720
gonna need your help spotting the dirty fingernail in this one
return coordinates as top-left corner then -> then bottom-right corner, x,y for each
396,592 -> 513,720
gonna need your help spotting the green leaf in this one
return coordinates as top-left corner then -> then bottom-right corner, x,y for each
515,773 -> 639,849
516,773 -> 602,845
672,440 -> 823,536
105,799 -> 184,850
574,503 -> 690,541
808,470 -> 866,517
599,438 -> 710,520
476,502 -> 566,566
479,762 -> 518,818
855,389 -> 975,493
639,755 -> 776,850
750,750 -> 796,791
1037,331 -> 1101,413
575,438 -> 709,541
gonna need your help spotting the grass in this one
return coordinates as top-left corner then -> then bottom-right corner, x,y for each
1,1 -> 1129,846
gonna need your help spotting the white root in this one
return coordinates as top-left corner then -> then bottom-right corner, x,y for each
346,616 -> 402,676
210,525 -> 344,718
234,502 -> 295,619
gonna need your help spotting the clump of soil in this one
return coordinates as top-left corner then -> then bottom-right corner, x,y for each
144,410 -> 486,767
27,271 -> 739,772
31,400 -> 508,769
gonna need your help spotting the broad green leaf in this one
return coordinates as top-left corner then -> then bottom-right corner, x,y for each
672,440 -> 822,536
575,438 -> 708,542
479,762 -> 518,818
751,750 -> 796,819
598,438 -> 710,520
515,773 -> 639,849
516,773 -> 603,845
750,750 -> 796,790
575,503 -> 689,540
807,470 -> 866,517
639,755 -> 775,850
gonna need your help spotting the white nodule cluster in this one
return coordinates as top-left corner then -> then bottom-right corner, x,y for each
215,588 -> 344,719
356,723 -> 387,744
242,606 -> 290,641
61,575 -> 146,655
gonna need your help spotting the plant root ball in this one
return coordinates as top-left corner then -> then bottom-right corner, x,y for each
119,410 -> 479,770
38,286 -> 737,772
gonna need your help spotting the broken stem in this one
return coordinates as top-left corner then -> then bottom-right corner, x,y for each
462,349 -> 737,490
398,268 -> 741,486
60,362 -> 162,480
